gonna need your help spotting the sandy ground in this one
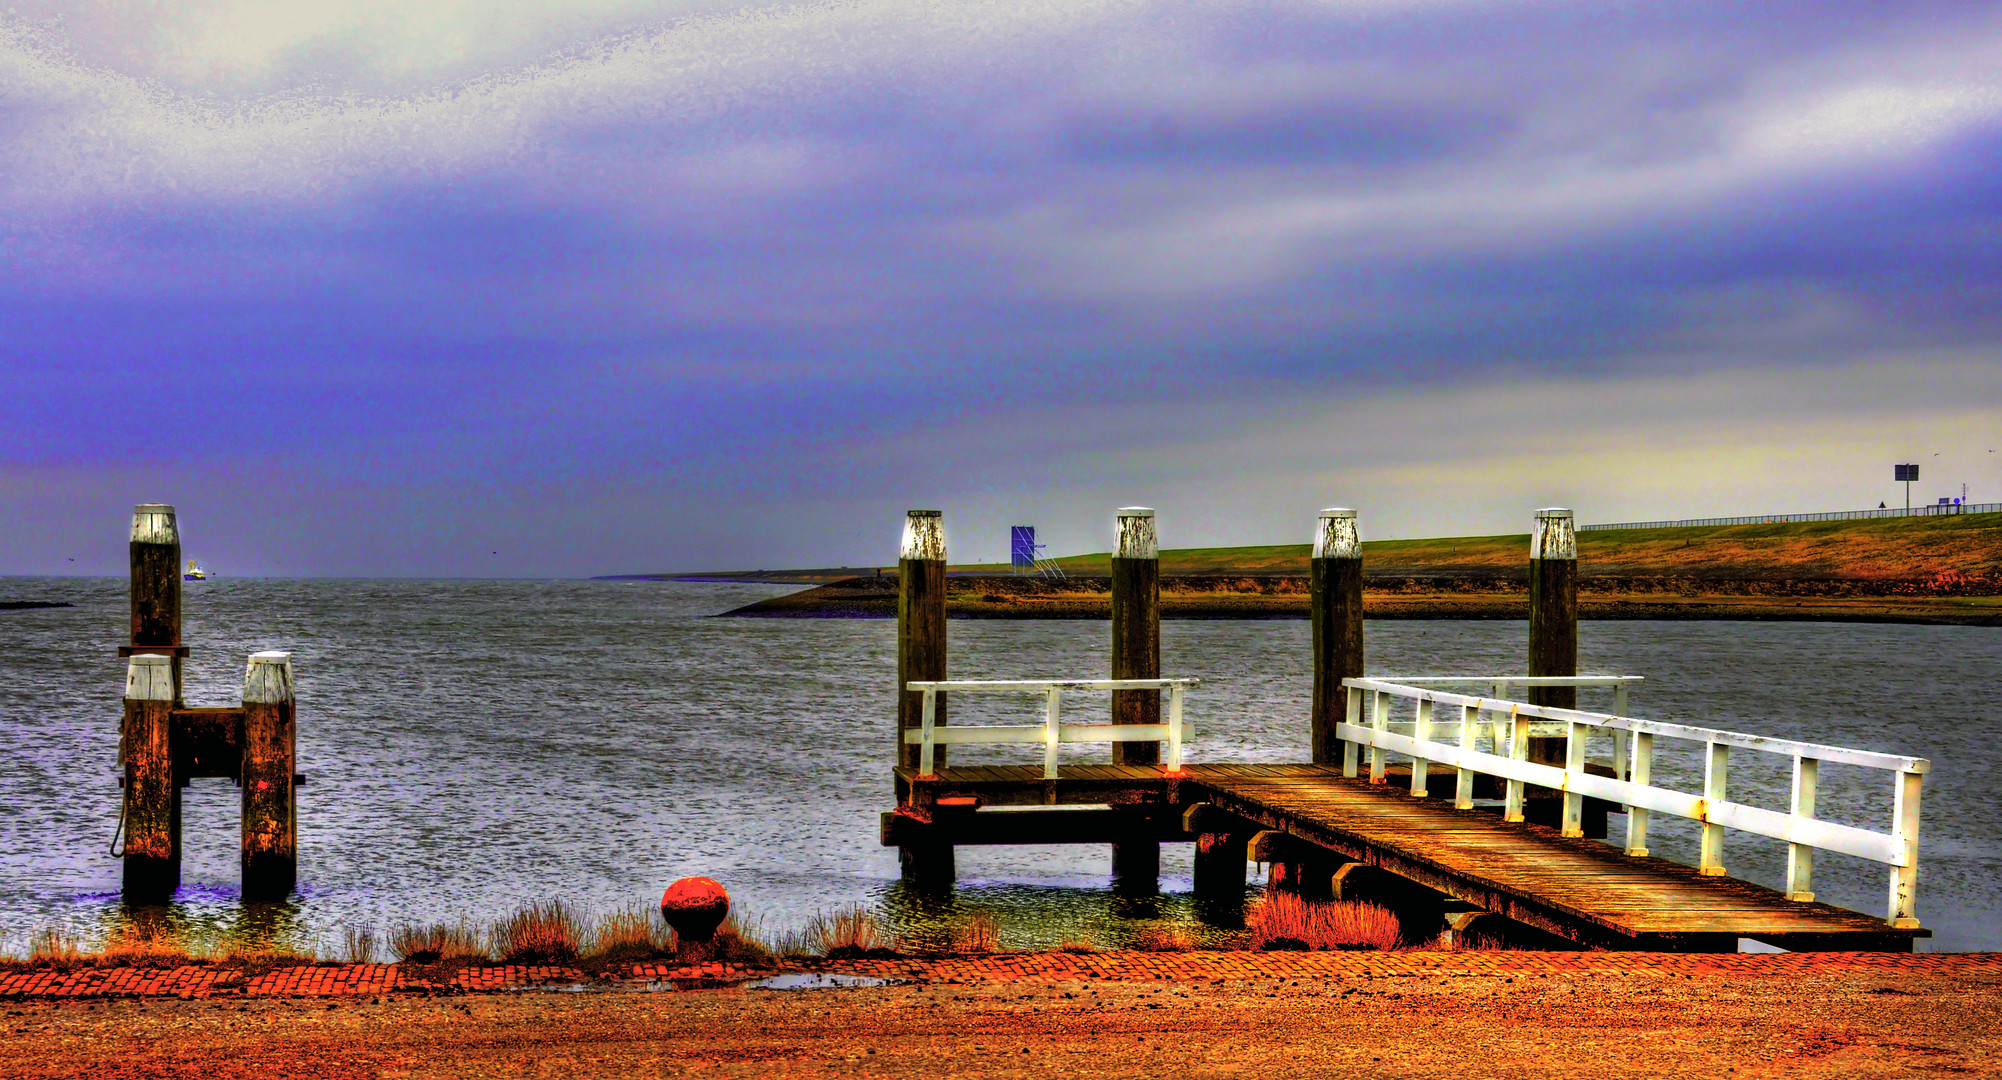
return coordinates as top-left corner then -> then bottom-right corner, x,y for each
6,962 -> 2000,1079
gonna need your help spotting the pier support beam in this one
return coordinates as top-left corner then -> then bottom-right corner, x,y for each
1310,508 -> 1364,765
1186,804 -> 1254,915
897,510 -> 947,772
1250,830 -> 1345,901
122,655 -> 179,903
1526,508 -> 1577,771
1110,508 -> 1161,894
241,652 -> 298,901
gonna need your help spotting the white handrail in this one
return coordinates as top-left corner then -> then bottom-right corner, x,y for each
1339,676 -> 1928,929
903,678 -> 1201,779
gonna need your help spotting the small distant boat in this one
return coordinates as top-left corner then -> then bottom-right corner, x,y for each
183,560 -> 208,581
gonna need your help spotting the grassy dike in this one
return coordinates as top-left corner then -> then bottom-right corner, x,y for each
725,512 -> 2002,624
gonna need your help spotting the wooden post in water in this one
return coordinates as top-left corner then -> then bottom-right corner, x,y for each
896,510 -> 953,888
1110,507 -> 1160,894
1310,508 -> 1364,765
122,655 -> 179,902
1526,508 -> 1578,769
241,651 -> 297,900
123,503 -> 185,901
897,510 -> 947,771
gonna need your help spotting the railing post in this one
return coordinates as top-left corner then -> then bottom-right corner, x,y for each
1561,719 -> 1588,836
1110,508 -> 1161,766
1611,681 -> 1631,781
1166,683 -> 1186,774
122,654 -> 179,903
1527,509 -> 1577,773
1889,770 -> 1924,928
1368,690 -> 1388,784
1624,731 -> 1652,857
919,687 -> 938,777
1409,697 -> 1432,797
1110,507 -> 1161,896
897,510 -> 948,771
1503,705 -> 1527,822
241,651 -> 297,901
1785,755 -> 1818,901
1454,702 -> 1477,809
1042,688 -> 1062,780
1342,687 -> 1361,777
1310,508 -> 1363,766
1700,741 -> 1728,875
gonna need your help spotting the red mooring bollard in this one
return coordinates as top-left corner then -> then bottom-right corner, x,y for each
660,877 -> 730,945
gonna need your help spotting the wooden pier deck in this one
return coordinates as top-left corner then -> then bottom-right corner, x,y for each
892,763 -> 1927,952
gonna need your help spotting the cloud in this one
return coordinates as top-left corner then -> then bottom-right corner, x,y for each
4,1 -> 2002,572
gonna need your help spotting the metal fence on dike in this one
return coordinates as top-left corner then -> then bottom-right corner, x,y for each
1582,502 -> 2002,531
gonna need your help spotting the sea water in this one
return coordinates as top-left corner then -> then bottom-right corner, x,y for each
2,578 -> 1996,953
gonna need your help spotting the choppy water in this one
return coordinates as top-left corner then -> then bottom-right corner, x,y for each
2,578 -> 1997,954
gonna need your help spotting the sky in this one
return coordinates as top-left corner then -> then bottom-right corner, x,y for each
5,0 -> 2001,577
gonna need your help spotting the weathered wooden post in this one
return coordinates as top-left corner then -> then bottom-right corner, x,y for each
1526,508 -> 1577,769
121,503 -> 185,903
122,654 -> 179,902
1310,508 -> 1363,765
1110,507 -> 1161,894
898,510 -> 948,771
241,651 -> 297,900
896,510 -> 952,888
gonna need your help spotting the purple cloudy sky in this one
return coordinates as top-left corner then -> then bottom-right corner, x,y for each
5,0 -> 2001,576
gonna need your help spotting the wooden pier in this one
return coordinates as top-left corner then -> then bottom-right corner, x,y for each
881,507 -> 1932,953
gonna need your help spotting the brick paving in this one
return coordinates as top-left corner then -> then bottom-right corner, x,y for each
1,951 -> 1994,1000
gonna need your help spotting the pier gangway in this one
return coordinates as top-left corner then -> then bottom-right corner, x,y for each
888,673 -> 1930,953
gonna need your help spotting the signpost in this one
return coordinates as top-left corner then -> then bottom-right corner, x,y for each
1895,464 -> 1918,514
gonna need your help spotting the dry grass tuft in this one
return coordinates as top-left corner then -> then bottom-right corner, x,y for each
1130,926 -> 1196,952
28,927 -> 88,969
953,912 -> 1000,954
805,905 -> 891,958
99,922 -> 194,969
491,901 -> 585,966
341,927 -> 378,965
586,904 -> 672,964
1246,893 -> 1401,951
1054,938 -> 1099,953
708,916 -> 774,965
390,922 -> 488,964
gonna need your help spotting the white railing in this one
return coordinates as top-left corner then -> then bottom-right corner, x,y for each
903,678 -> 1200,779
1339,676 -> 1929,928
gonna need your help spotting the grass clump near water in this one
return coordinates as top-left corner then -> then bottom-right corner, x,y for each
804,905 -> 894,958
390,921 -> 488,964
1246,893 -> 1401,951
490,901 -> 586,965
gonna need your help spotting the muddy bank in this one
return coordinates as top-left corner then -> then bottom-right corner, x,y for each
725,574 -> 2002,625
4,952 -> 1997,1079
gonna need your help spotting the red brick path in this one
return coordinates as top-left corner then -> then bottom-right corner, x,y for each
2,952 -> 1995,1000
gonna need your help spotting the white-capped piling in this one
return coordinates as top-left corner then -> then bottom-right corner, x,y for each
1310,508 -> 1364,765
122,654 -> 180,902
1109,507 -> 1162,894
1527,509 -> 1578,768
241,651 -> 298,900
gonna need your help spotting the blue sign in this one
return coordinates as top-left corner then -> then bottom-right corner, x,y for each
1010,526 -> 1037,568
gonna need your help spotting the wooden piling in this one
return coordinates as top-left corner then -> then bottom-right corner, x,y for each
1310,508 -> 1363,765
128,504 -> 183,679
1109,508 -> 1161,894
1110,508 -> 1160,766
241,651 -> 297,901
1526,508 -> 1578,767
897,510 -> 947,772
122,655 -> 179,902
123,504 -> 185,902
